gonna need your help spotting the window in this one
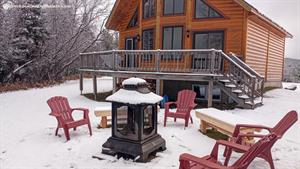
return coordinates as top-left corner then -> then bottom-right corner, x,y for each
212,87 -> 221,101
195,0 -> 222,19
143,0 -> 155,19
194,31 -> 224,50
164,0 -> 184,15
162,26 -> 183,60
128,9 -> 138,28
192,85 -> 221,101
193,85 -> 207,100
142,29 -> 154,60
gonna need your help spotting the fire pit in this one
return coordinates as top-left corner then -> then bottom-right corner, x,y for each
102,78 -> 166,162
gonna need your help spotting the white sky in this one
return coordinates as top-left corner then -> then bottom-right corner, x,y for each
108,0 -> 300,59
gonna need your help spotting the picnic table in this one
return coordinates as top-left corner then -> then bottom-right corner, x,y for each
195,108 -> 261,144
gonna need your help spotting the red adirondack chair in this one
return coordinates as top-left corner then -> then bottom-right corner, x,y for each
164,90 -> 197,127
179,133 -> 278,169
47,96 -> 92,141
223,110 -> 298,168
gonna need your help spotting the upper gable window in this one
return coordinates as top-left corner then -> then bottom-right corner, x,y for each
164,0 -> 184,15
143,0 -> 155,19
195,0 -> 222,19
128,9 -> 138,28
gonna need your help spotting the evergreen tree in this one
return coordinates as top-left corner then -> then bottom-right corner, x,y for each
10,0 -> 48,81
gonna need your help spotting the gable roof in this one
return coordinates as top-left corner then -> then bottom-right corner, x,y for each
106,0 -> 292,38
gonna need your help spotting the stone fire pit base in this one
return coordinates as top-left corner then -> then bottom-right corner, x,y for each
102,134 -> 166,163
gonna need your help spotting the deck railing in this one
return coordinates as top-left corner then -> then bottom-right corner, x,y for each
79,49 -> 264,103
80,49 -> 224,74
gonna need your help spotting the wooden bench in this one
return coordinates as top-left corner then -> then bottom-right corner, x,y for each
195,108 -> 261,144
94,107 -> 112,128
94,106 -> 161,128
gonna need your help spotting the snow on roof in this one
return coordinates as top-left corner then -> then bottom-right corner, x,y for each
106,89 -> 163,104
122,77 -> 146,86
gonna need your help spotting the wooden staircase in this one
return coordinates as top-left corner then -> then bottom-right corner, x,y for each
217,53 -> 264,109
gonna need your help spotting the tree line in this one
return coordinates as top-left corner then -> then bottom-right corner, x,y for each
0,0 -> 118,84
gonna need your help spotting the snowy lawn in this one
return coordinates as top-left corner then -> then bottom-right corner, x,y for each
0,78 -> 299,169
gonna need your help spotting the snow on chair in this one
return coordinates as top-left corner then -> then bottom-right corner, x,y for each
179,133 -> 278,169
47,96 -> 92,141
164,90 -> 197,127
223,110 -> 298,168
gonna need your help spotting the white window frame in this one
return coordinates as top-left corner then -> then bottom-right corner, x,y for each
192,84 -> 221,101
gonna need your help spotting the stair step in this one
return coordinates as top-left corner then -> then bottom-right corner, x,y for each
245,97 -> 263,105
225,84 -> 236,88
232,89 -> 242,94
219,79 -> 231,83
239,94 -> 250,99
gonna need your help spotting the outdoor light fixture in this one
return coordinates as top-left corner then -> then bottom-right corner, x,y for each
186,30 -> 190,38
136,34 -> 141,41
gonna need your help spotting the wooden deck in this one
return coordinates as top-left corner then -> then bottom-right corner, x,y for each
78,49 -> 264,109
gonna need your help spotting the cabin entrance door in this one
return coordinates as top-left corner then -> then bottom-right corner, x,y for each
125,37 -> 138,68
192,31 -> 224,70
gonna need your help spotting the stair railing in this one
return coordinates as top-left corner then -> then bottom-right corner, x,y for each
219,50 -> 264,104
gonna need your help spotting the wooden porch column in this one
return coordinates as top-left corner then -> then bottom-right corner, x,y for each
207,80 -> 213,108
113,77 -> 117,93
93,74 -> 97,100
79,73 -> 83,95
156,79 -> 160,95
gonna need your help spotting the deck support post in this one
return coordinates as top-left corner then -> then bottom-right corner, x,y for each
156,79 -> 160,95
113,77 -> 117,93
93,74 -> 97,100
79,73 -> 83,95
207,80 -> 213,108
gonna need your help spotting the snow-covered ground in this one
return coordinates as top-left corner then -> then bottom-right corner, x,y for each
0,78 -> 299,169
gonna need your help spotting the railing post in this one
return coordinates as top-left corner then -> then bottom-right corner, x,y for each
80,54 -> 83,69
211,50 -> 216,73
251,77 -> 255,106
112,50 -> 116,70
156,49 -> 161,72
93,53 -> 96,70
79,73 -> 83,95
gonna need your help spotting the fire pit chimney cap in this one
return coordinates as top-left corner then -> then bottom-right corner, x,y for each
106,78 -> 163,105
122,78 -> 146,86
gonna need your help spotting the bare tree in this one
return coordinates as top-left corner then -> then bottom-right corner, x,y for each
1,0 -> 114,83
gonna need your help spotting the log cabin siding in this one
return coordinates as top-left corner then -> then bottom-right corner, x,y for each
246,18 -> 286,82
267,32 -> 285,82
245,19 -> 269,76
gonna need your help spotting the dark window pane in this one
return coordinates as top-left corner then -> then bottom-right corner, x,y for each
209,9 -> 221,18
164,0 -> 173,15
212,87 -> 221,101
163,28 -> 173,49
144,0 -> 155,18
143,29 -> 154,50
128,9 -> 138,28
195,33 -> 208,49
174,0 -> 184,14
173,27 -> 182,49
195,0 -> 222,19
126,39 -> 133,50
209,32 -> 223,50
193,85 -> 206,99
196,0 -> 209,18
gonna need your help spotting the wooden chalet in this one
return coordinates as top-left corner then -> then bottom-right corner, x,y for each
78,0 -> 292,109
